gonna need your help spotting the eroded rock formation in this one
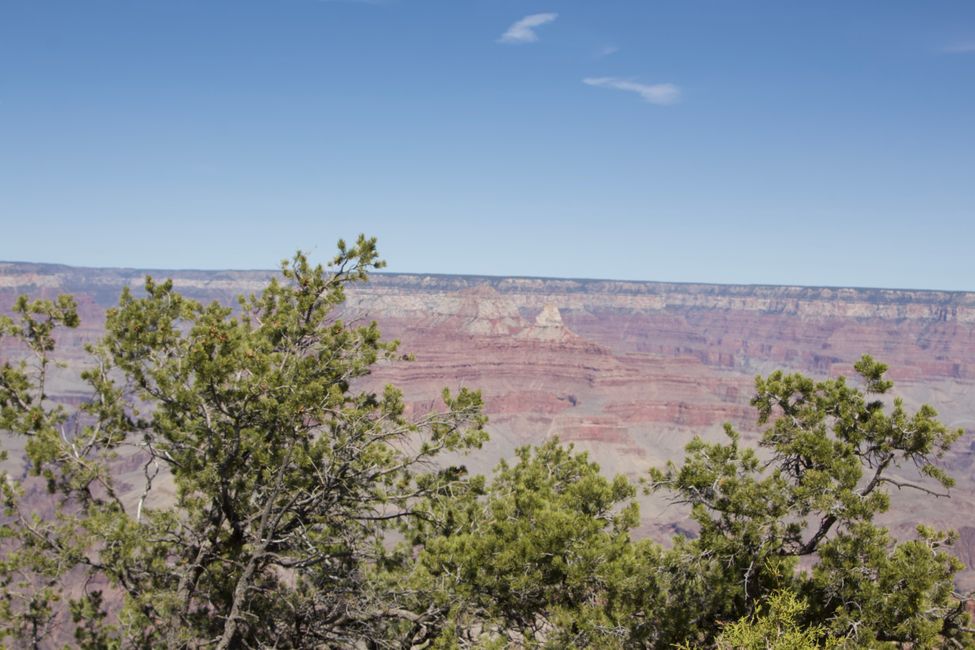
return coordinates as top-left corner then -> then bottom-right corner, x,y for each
2,262 -> 974,584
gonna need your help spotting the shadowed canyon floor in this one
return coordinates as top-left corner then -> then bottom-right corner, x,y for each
3,262 -> 975,586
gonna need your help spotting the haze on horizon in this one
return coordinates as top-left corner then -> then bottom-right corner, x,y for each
1,0 -> 973,291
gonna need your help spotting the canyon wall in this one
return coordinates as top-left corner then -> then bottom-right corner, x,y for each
3,261 -> 974,583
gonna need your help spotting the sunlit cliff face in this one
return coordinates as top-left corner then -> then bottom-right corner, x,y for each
3,262 -> 975,586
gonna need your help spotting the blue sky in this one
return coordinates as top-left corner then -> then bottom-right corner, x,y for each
1,1 -> 973,290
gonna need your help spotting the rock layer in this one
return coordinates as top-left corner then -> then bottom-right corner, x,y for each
2,262 -> 974,584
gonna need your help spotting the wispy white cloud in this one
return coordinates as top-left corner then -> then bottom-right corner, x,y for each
942,42 -> 975,53
583,77 -> 681,105
596,45 -> 619,58
499,13 -> 558,44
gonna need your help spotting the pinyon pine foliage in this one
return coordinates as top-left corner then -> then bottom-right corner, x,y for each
0,237 -> 487,648
642,356 -> 972,648
0,236 -> 973,649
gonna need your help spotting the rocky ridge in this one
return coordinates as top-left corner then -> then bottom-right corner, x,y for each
2,262 -> 974,584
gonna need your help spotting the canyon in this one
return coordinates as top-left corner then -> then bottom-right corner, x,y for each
3,261 -> 975,584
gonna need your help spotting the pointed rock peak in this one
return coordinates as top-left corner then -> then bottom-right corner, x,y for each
535,303 -> 563,327
518,303 -> 577,342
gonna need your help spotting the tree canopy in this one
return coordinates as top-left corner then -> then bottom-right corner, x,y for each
0,237 -> 972,648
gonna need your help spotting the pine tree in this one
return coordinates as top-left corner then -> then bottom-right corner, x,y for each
0,237 -> 487,648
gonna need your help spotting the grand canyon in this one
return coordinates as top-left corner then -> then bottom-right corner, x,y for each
3,261 -> 975,585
